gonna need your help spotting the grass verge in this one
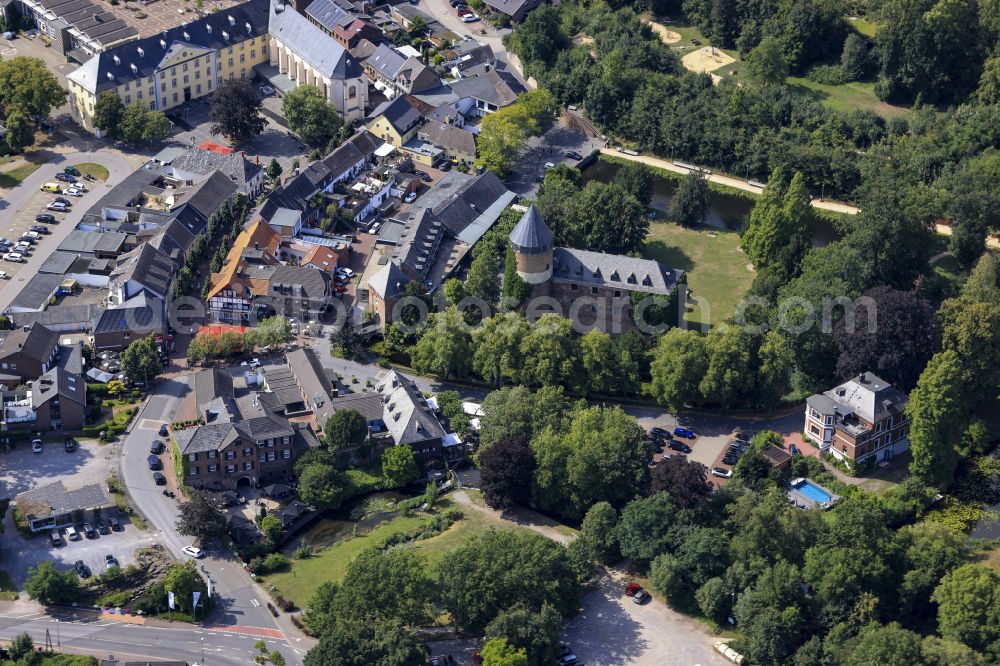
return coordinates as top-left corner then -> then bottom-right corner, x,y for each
786,77 -> 911,118
0,162 -> 42,189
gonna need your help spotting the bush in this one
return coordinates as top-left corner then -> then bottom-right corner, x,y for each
251,553 -> 290,575
805,64 -> 849,86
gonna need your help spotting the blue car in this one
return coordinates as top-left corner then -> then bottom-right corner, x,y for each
673,427 -> 696,439
148,455 -> 161,470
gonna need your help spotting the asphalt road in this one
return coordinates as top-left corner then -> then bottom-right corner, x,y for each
119,376 -> 308,663
0,151 -> 135,314
0,605 -> 296,666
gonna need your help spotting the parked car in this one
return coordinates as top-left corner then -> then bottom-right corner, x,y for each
150,440 -> 165,454
462,12 -> 479,21
337,267 -> 355,278
673,427 -> 696,439
159,424 -> 169,437
53,196 -> 70,205
64,526 -> 80,541
108,517 -> 121,531
64,188 -> 83,197
0,238 -> 10,247
55,172 -> 75,183
22,231 -> 40,241
4,252 -> 24,262
667,440 -> 691,453
64,438 -> 76,452
403,191 -> 417,203
70,183 -> 88,193
41,182 -> 62,193
0,272 -> 7,280
153,471 -> 166,485
30,225 -> 50,235
182,546 -> 205,558
565,150 -> 584,160
32,439 -> 43,453
46,202 -> 69,212
712,467 -> 733,479
74,561 -> 91,578
633,589 -> 651,604
83,523 -> 96,538
64,166 -> 81,176
105,554 -> 118,569
544,161 -> 556,169
50,530 -> 63,547
148,455 -> 161,470
96,520 -> 109,534
14,243 -> 31,252
35,213 -> 55,223
557,653 -> 578,666
624,583 -> 642,597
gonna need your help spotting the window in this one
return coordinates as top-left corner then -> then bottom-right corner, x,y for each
282,436 -> 290,445
239,54 -> 245,63
591,286 -> 598,294
208,464 -> 218,472
196,84 -> 202,94
251,50 -> 256,58
189,467 -> 199,475
228,58 -> 234,67
259,453 -> 266,462
173,93 -> 178,102
282,450 -> 290,459
149,101 -> 156,110
243,447 -> 252,456
267,451 -> 276,461
182,62 -> 188,71
243,462 -> 252,470
614,290 -> 621,297
188,453 -> 197,462
207,451 -> 217,459
195,70 -> 201,80
124,82 -> 130,91
161,82 -> 166,92
226,465 -> 236,473
349,85 -> 356,99
225,451 -> 235,460
171,78 -> 177,87
124,95 -> 131,105
148,87 -> 154,97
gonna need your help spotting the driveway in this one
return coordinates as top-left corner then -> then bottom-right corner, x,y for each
0,150 -> 135,313
563,570 -> 731,666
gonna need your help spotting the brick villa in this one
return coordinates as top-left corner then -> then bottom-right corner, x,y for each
805,372 -> 910,465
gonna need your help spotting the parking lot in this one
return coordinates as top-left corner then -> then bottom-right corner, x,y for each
0,185 -> 77,276
0,438 -> 158,587
507,124 -> 607,197
562,570 -> 731,665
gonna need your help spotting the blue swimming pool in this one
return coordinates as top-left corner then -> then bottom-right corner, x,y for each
792,478 -> 833,504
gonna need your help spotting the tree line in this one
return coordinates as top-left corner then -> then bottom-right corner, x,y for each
471,393 -> 1000,665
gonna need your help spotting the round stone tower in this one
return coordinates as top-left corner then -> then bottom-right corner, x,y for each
509,204 -> 554,293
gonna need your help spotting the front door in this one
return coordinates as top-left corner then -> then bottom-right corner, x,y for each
184,87 -> 192,101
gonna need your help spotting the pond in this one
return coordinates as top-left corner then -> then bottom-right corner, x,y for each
582,159 -> 841,247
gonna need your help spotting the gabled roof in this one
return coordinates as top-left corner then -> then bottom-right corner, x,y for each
374,370 -> 446,445
368,259 -> 408,299
0,323 -> 59,363
305,0 -> 355,31
418,121 -> 476,155
266,265 -> 331,301
552,247 -> 681,297
301,245 -> 339,271
322,130 -> 384,179
207,220 -> 281,300
449,68 -> 525,107
93,293 -> 164,335
112,243 -> 176,299
16,481 -> 111,520
31,367 -> 87,407
68,0 -> 269,95
146,218 -> 197,266
509,204 -> 553,254
270,0 -> 362,79
169,148 -> 263,188
430,171 -> 510,239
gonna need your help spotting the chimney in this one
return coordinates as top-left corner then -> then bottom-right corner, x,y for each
858,374 -> 866,384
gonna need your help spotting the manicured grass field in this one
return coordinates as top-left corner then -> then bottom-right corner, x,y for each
644,222 -> 755,327
0,162 -> 42,189
847,17 -> 877,38
75,162 -> 110,180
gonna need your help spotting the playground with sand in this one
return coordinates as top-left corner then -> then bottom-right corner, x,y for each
682,45 -> 736,74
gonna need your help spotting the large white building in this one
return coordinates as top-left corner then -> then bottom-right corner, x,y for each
267,0 -> 367,121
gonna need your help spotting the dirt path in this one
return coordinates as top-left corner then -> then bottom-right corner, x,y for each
600,147 -> 862,215
449,489 -> 576,544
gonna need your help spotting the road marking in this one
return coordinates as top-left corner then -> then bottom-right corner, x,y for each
250,599 -> 260,608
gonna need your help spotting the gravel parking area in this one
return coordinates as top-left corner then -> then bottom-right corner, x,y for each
563,570 -> 730,666
0,437 -> 113,498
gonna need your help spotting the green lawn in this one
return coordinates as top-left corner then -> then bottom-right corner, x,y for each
787,77 -> 911,118
75,162 -> 110,180
0,570 -> 19,600
847,17 -> 877,38
644,222 -> 754,327
264,499 -> 518,607
0,162 -> 42,189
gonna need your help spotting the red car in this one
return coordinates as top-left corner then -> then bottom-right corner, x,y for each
624,583 -> 642,597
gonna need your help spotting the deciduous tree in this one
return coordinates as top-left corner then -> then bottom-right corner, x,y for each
670,172 -> 710,227
381,445 -> 420,488
303,620 -> 427,666
932,564 -> 1000,654
615,492 -> 675,562
324,410 -> 368,449
484,603 -> 561,666
335,548 -> 435,626
24,561 -> 80,605
210,79 -> 266,145
297,463 -> 346,509
177,491 -> 227,544
649,456 -> 712,508
282,85 -> 345,148
480,435 -> 536,510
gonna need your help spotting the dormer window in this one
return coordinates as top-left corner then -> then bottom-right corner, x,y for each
627,273 -> 637,284
593,268 -> 602,279
610,271 -> 620,282
227,14 -> 235,25
137,47 -> 144,57
222,31 -> 230,40
160,39 -> 167,48
183,31 -> 190,40
113,55 -> 120,65
207,25 -> 213,33
642,275 -> 652,286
